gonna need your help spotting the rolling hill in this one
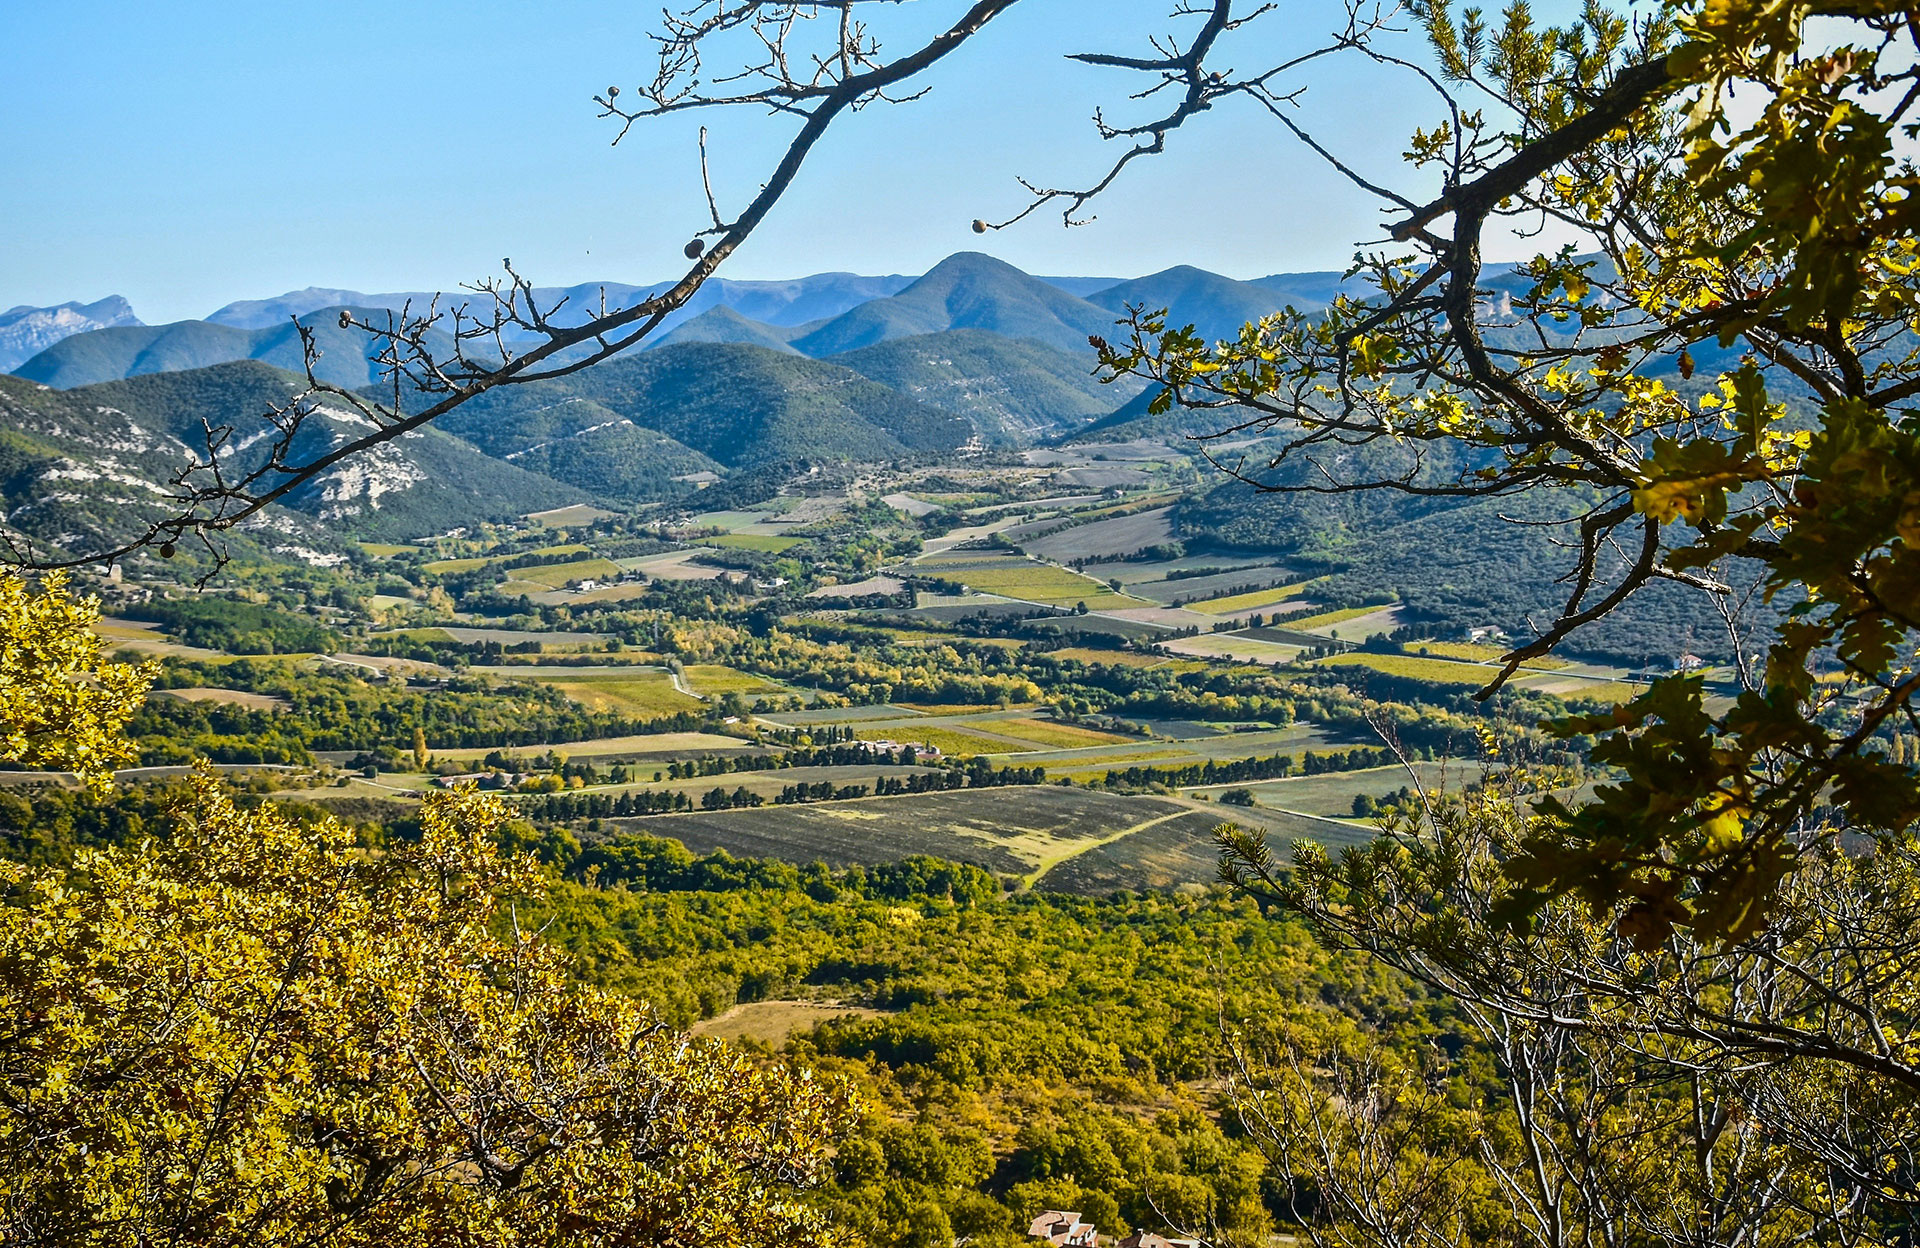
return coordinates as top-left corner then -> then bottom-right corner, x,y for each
433,341 -> 975,475
788,253 -> 1122,356
1085,265 -> 1293,342
827,330 -> 1143,443
0,362 -> 581,552
13,309 -> 464,391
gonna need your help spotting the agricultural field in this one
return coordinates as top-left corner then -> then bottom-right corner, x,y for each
1016,506 -> 1177,563
422,543 -> 589,575
1088,553 -> 1275,586
151,687 -> 288,712
854,723 -> 1038,758
706,533 -> 804,553
1186,580 -> 1319,614
1288,605 -> 1405,635
1033,803 -> 1374,894
557,764 -> 942,803
1412,641 -> 1567,668
973,717 -> 1134,749
1190,761 -> 1486,817
1160,633 -> 1303,665
525,504 -> 617,527
1048,646 -> 1168,668
912,555 -> 1151,609
620,549 -> 727,581
682,664 -> 780,696
513,558 -> 623,588
614,786 -> 1203,880
428,627 -> 613,647
432,732 -> 757,763
1310,651 -> 1496,688
543,671 -> 704,717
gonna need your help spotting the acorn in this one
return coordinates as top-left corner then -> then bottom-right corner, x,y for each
971,219 -> 988,234
338,310 -> 352,329
684,238 -> 707,259
158,542 -> 177,559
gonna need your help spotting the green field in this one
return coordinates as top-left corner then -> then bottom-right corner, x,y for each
706,533 -> 804,553
683,664 -> 780,696
1311,651 -> 1494,687
979,717 -> 1134,749
917,559 -> 1150,608
1413,641 -> 1568,669
546,672 -> 703,716
423,543 -> 591,575
858,724 -> 1031,757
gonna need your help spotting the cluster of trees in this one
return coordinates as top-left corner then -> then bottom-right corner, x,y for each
126,595 -> 341,655
0,575 -> 847,1248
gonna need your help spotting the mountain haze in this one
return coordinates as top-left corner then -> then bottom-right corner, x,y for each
13,309 -> 462,391
0,297 -> 142,372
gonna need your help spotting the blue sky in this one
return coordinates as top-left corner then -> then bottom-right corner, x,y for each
4,1 -> 1468,322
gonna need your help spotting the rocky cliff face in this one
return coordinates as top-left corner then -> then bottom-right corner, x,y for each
0,297 -> 141,371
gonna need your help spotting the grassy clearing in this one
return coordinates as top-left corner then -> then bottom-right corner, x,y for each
706,533 -> 804,553
683,664 -> 779,696
981,718 -> 1134,749
547,672 -> 703,716
691,1001 -> 883,1044
1311,652 -> 1492,687
1189,581 -> 1319,614
357,541 -> 413,557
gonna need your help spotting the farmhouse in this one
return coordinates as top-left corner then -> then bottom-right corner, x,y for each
1027,1210 -> 1097,1247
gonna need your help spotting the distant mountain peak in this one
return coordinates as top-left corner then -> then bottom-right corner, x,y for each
0,297 -> 142,373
